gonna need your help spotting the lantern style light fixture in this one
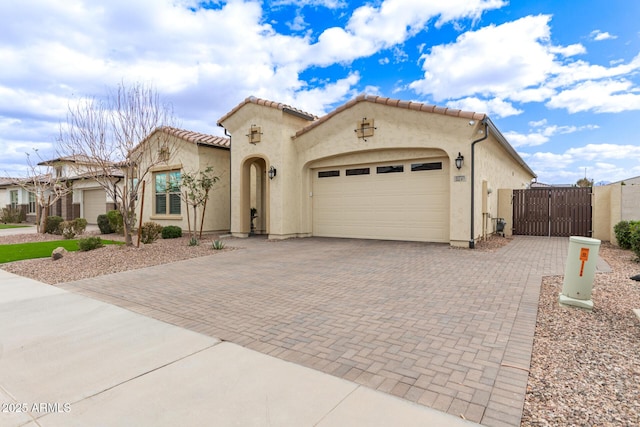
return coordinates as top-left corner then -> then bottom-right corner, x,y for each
268,166 -> 277,180
455,152 -> 464,170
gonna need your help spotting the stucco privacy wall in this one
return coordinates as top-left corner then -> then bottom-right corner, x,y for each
593,177 -> 640,244
138,129 -> 230,233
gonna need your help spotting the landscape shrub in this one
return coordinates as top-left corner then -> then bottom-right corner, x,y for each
188,237 -> 199,246
45,216 -> 64,235
78,237 -> 104,252
613,220 -> 640,249
97,214 -> 113,234
211,239 -> 225,250
630,223 -> 640,260
140,221 -> 164,244
1,207 -> 21,224
60,218 -> 88,239
161,225 -> 182,239
106,210 -> 124,235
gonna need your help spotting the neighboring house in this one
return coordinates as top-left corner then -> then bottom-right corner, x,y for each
0,178 -> 37,223
37,155 -> 123,224
594,175 -> 640,244
218,94 -> 536,247
135,126 -> 230,233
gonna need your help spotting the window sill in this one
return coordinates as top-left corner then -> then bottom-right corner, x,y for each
150,215 -> 183,220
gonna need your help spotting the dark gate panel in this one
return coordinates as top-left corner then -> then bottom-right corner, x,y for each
513,187 -> 592,237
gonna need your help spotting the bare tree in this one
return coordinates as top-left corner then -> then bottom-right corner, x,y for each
13,149 -> 74,233
57,82 -> 178,246
179,166 -> 220,241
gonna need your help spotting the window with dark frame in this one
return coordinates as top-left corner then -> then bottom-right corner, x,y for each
411,162 -> 443,171
346,167 -> 370,176
318,170 -> 340,178
154,170 -> 181,215
376,165 -> 404,174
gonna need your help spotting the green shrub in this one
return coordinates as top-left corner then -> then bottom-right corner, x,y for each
106,210 -> 124,234
97,214 -> 113,234
141,221 -> 164,244
630,223 -> 640,260
45,216 -> 64,235
212,239 -> 225,250
60,218 -> 88,239
188,237 -> 199,246
161,225 -> 182,239
613,220 -> 640,249
78,236 -> 104,251
1,207 -> 21,224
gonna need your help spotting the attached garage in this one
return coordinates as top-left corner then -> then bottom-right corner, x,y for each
312,157 -> 450,242
83,188 -> 107,224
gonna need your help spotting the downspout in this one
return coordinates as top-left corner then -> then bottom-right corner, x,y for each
223,127 -> 232,235
469,119 -> 489,249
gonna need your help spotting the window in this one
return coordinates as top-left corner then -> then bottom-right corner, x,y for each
10,190 -> 18,209
155,171 -> 181,215
411,162 -> 443,171
28,192 -> 36,214
318,170 -> 340,178
346,168 -> 370,176
377,165 -> 404,174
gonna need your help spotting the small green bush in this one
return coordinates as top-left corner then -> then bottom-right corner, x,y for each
1,207 -> 21,224
188,237 -> 199,246
630,223 -> 640,260
613,220 -> 640,249
45,216 -> 64,235
161,225 -> 182,239
141,222 -> 164,244
106,210 -> 124,235
60,218 -> 88,239
212,239 -> 225,250
97,214 -> 113,234
78,236 -> 104,251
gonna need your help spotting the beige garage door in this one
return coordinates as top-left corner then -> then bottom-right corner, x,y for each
83,189 -> 106,224
313,158 -> 449,242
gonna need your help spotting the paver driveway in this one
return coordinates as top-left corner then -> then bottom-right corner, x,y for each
58,236 -> 569,426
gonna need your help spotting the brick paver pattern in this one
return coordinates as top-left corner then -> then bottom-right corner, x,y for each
58,236 -> 569,426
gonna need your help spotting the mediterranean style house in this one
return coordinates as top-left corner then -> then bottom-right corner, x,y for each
216,94 -> 535,248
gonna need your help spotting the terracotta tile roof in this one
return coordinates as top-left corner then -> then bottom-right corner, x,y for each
217,96 -> 317,126
294,94 -> 487,138
38,154 -> 97,166
160,126 -> 230,148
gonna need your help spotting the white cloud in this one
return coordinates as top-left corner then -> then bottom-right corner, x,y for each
504,122 -> 599,147
547,79 -> 640,113
446,97 -> 522,118
590,30 -> 617,41
408,15 -> 640,114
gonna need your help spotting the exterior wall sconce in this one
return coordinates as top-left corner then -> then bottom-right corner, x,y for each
455,152 -> 464,170
354,118 -> 376,141
247,124 -> 262,144
268,166 -> 277,180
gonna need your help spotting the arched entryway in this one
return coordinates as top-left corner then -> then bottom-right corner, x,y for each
240,157 -> 270,236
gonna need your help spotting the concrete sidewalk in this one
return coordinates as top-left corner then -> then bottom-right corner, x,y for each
0,269 -> 478,427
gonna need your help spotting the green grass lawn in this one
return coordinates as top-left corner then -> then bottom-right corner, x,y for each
0,239 -> 122,263
0,224 -> 31,229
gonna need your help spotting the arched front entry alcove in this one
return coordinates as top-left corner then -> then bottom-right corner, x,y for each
240,156 -> 269,236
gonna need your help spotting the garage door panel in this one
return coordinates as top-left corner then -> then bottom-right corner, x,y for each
313,158 -> 449,242
83,189 -> 107,224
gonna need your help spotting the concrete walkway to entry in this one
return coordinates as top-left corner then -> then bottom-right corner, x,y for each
0,268 -> 477,427
51,235 -> 608,426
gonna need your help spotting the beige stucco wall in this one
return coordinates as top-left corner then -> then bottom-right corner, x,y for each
593,180 -> 640,245
497,189 -> 514,237
621,184 -> 640,221
138,132 -> 230,233
220,99 -> 535,245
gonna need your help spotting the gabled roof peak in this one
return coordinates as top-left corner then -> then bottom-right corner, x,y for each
217,96 -> 317,125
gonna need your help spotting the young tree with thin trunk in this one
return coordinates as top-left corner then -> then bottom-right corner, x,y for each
180,166 -> 220,241
14,149 -> 74,233
57,82 -> 178,246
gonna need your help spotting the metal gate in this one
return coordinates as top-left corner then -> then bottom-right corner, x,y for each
513,187 -> 592,237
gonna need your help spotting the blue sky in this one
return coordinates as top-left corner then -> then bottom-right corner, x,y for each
1,0 -> 639,184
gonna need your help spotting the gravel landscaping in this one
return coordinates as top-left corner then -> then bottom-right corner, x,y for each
1,230 -> 639,426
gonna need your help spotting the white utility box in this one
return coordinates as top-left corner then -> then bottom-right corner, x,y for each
559,236 -> 601,310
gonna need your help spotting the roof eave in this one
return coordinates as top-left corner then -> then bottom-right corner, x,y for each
485,117 -> 537,179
